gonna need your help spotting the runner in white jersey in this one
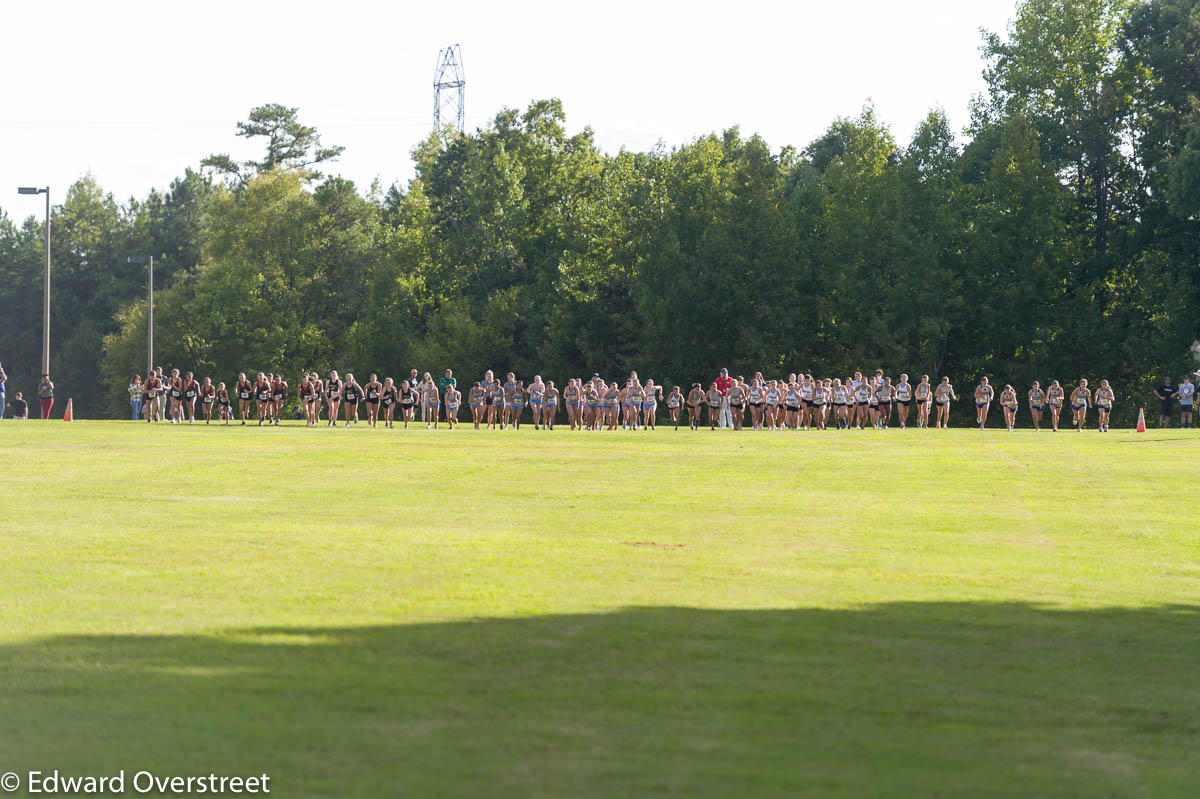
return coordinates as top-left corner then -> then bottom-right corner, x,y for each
894,374 -> 913,429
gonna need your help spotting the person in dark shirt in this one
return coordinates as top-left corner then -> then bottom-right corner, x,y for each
9,392 -> 28,419
1154,377 -> 1176,428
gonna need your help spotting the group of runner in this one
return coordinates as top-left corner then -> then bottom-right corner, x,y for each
683,371 -> 1113,432
131,366 -> 1116,432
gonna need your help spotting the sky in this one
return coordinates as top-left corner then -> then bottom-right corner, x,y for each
1,0 -> 1019,219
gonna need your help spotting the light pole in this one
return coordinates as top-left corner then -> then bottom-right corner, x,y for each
127,256 -> 154,379
18,186 -> 50,375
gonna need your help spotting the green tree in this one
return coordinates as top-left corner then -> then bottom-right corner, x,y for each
202,104 -> 344,185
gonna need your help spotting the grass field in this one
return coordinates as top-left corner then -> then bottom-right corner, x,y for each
2,421 -> 1199,797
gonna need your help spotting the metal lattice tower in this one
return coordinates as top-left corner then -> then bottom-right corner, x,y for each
433,45 -> 465,132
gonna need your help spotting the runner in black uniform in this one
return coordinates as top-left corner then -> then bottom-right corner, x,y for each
363,374 -> 382,428
216,382 -> 231,424
254,373 -> 272,426
272,375 -> 288,426
144,373 -> 162,422
298,375 -> 315,426
182,371 -> 199,424
199,377 -> 216,424
342,373 -> 362,427
168,369 -> 184,423
381,378 -> 398,428
325,371 -> 342,427
235,373 -> 253,425
399,379 -> 416,428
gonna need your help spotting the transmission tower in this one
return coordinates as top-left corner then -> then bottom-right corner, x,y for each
433,44 -> 465,133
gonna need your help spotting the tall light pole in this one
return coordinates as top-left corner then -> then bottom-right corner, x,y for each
127,256 -> 154,379
18,186 -> 50,374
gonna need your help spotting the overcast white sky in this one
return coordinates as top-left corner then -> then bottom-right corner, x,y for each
1,0 -> 1018,219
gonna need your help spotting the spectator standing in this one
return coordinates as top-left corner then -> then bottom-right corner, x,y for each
37,373 -> 54,419
129,375 -> 144,421
1154,377 -> 1176,428
1179,375 -> 1196,429
715,368 -> 733,429
10,392 -> 28,419
0,361 -> 7,420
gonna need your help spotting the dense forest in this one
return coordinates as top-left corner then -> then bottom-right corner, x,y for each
2,0 -> 1199,423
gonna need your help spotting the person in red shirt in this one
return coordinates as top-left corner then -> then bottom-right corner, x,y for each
144,373 -> 162,422
715,368 -> 733,428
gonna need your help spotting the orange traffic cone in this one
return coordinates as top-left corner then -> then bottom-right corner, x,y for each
63,398 -> 74,422
1136,407 -> 1145,433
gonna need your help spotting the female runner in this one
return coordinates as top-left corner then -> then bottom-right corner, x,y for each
801,377 -> 816,429
1028,381 -> 1046,431
1069,378 -> 1091,432
728,379 -> 746,431
895,374 -> 912,429
310,372 -> 323,423
444,384 -> 461,429
667,386 -> 684,429
419,374 -> 439,429
528,376 -> 546,430
706,382 -> 722,430
1094,379 -> 1114,432
830,379 -> 847,429
543,381 -> 559,429
513,380 -> 530,429
381,378 -> 398,428
784,379 -> 801,430
813,378 -> 830,430
325,371 -> 342,426
143,372 -> 161,422
579,380 -> 594,430
271,374 -> 288,425
999,384 -> 1019,431
604,381 -> 621,430
854,379 -> 871,429
469,382 -> 486,429
876,377 -> 893,429
620,380 -> 638,430
762,381 -> 778,430
298,374 -> 314,425
487,379 -> 505,429
748,378 -> 765,430
199,377 -> 215,424
342,373 -> 363,426
686,383 -> 704,431
1045,380 -> 1064,432
167,369 -> 183,423
216,382 -> 231,424
399,378 -> 417,428
934,377 -> 957,429
254,372 -> 272,426
914,376 -> 932,429
363,374 -> 382,428
974,377 -> 994,430
642,379 -> 662,430
564,379 -> 581,430
235,373 -> 252,424
181,371 -> 199,424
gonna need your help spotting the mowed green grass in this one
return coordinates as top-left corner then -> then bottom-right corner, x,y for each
2,420 -> 1199,797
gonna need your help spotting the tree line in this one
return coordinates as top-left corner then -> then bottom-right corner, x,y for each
2,0 -> 1198,424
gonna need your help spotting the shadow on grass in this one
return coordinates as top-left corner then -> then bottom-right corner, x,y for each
3,603 -> 1199,798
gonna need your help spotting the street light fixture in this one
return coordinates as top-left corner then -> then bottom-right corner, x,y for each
18,186 -> 50,375
127,256 -> 154,379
